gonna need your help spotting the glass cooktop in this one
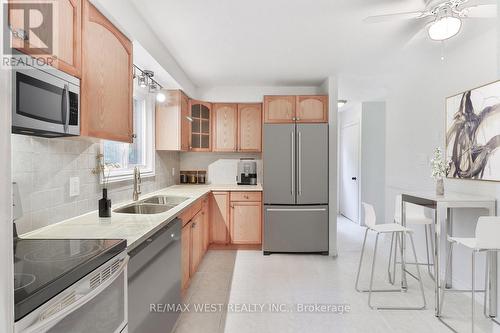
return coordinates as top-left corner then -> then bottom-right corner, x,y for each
14,238 -> 126,322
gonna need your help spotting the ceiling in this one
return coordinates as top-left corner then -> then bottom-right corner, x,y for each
131,0 -> 496,88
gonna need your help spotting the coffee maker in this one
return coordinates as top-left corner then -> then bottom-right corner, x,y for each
237,159 -> 257,185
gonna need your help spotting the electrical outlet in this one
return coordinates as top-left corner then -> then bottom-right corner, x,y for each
69,177 -> 80,197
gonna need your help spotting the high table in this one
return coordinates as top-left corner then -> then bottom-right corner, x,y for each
401,192 -> 497,317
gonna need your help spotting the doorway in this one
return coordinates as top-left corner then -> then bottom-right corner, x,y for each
340,122 -> 360,223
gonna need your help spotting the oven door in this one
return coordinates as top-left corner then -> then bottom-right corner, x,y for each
16,253 -> 128,333
12,66 -> 80,137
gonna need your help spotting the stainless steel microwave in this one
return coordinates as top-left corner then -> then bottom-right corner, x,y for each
12,63 -> 80,137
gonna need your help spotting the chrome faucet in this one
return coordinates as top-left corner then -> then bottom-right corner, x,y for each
133,166 -> 142,201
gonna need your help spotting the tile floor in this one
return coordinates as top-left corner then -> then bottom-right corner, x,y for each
173,216 -> 499,333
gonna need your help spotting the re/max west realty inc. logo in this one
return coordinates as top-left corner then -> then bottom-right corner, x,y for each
3,1 -> 57,68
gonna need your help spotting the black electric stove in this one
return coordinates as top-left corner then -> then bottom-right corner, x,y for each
14,238 -> 127,322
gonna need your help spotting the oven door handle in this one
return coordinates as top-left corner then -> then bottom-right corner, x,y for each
23,255 -> 129,333
62,84 -> 70,133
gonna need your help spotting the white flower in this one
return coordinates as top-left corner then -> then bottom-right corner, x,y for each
430,147 -> 451,180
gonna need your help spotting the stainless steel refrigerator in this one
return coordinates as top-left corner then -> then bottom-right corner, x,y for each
263,123 -> 329,254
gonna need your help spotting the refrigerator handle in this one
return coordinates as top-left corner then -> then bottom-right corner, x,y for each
298,131 -> 302,196
291,131 -> 295,196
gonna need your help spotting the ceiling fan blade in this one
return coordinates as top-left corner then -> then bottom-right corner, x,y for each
403,21 -> 433,49
462,0 -> 497,6
363,11 -> 428,23
461,4 -> 497,18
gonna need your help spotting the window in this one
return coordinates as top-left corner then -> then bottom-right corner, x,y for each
101,85 -> 155,182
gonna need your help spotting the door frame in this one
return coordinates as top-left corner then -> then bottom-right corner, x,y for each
339,121 -> 361,224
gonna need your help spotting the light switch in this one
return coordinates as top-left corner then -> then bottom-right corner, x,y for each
69,177 -> 80,197
172,167 -> 175,176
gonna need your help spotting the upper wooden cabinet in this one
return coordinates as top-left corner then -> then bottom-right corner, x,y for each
263,96 -> 296,123
264,95 -> 328,123
156,90 -> 190,151
81,1 -> 133,143
212,103 -> 238,152
8,0 -> 82,77
238,104 -> 262,152
296,95 -> 328,123
189,100 -> 212,151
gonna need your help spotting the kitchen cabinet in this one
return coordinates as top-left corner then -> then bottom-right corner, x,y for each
181,221 -> 191,290
230,192 -> 262,245
189,211 -> 204,275
296,95 -> 328,123
213,103 -> 238,152
81,0 -> 133,143
156,90 -> 190,151
202,195 -> 210,252
264,95 -> 328,124
263,96 -> 296,123
210,192 -> 230,244
189,100 -> 212,151
238,104 -> 262,152
8,0 -> 82,77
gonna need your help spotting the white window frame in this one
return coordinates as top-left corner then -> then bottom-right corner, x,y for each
100,83 -> 156,183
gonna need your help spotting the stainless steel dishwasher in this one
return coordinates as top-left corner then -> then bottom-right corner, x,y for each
128,218 -> 181,333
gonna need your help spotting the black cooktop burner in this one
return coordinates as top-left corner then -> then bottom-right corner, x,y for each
14,238 -> 126,322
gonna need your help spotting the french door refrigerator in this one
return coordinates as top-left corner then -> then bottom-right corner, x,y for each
263,123 -> 329,254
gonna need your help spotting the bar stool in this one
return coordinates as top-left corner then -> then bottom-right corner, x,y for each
388,194 -> 435,284
355,202 -> 427,310
440,216 -> 500,333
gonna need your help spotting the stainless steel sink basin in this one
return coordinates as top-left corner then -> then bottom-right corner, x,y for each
114,203 -> 176,215
142,195 -> 189,205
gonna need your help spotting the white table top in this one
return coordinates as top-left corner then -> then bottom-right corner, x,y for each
402,191 -> 496,203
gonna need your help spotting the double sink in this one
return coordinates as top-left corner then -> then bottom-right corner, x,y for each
114,195 -> 189,215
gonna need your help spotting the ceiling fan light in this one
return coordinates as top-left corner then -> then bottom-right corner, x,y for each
428,16 -> 462,41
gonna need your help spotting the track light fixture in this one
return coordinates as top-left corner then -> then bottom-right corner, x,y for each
133,65 -> 166,102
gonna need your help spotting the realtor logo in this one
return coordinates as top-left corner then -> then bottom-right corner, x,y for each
4,1 -> 53,55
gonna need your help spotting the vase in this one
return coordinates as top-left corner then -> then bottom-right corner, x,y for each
436,178 -> 445,196
99,188 -> 112,217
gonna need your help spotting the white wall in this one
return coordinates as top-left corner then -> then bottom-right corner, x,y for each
360,102 -> 386,224
196,85 -> 322,102
320,76 -> 338,256
383,25 -> 498,290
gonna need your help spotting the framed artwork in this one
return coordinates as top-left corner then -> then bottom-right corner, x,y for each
446,80 -> 500,182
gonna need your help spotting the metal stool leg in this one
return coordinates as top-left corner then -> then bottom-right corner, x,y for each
408,232 -> 427,309
388,233 -> 395,284
440,242 -> 453,313
424,224 -> 435,280
472,251 -> 476,333
368,233 -> 380,309
355,229 -> 369,292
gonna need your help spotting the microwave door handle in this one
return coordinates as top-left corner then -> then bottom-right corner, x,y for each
62,84 -> 70,133
23,255 -> 129,333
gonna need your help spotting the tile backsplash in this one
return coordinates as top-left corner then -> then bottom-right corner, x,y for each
12,134 -> 179,234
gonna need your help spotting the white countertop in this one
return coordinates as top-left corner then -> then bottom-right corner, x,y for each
402,191 -> 496,203
21,184 -> 262,251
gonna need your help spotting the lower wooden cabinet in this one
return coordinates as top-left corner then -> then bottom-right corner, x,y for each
230,202 -> 262,244
190,211 -> 204,275
181,221 -> 191,290
210,192 -> 230,244
230,192 -> 262,245
202,196 -> 210,252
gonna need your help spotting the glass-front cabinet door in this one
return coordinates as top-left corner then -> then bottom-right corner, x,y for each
189,100 -> 212,151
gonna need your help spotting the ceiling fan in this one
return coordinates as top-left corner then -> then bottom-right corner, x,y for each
364,0 -> 497,41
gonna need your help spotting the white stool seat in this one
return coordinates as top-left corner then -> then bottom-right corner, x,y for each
370,223 -> 410,233
406,217 -> 433,225
448,237 -> 477,249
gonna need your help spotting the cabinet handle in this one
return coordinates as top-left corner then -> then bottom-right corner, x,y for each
131,133 -> 137,139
